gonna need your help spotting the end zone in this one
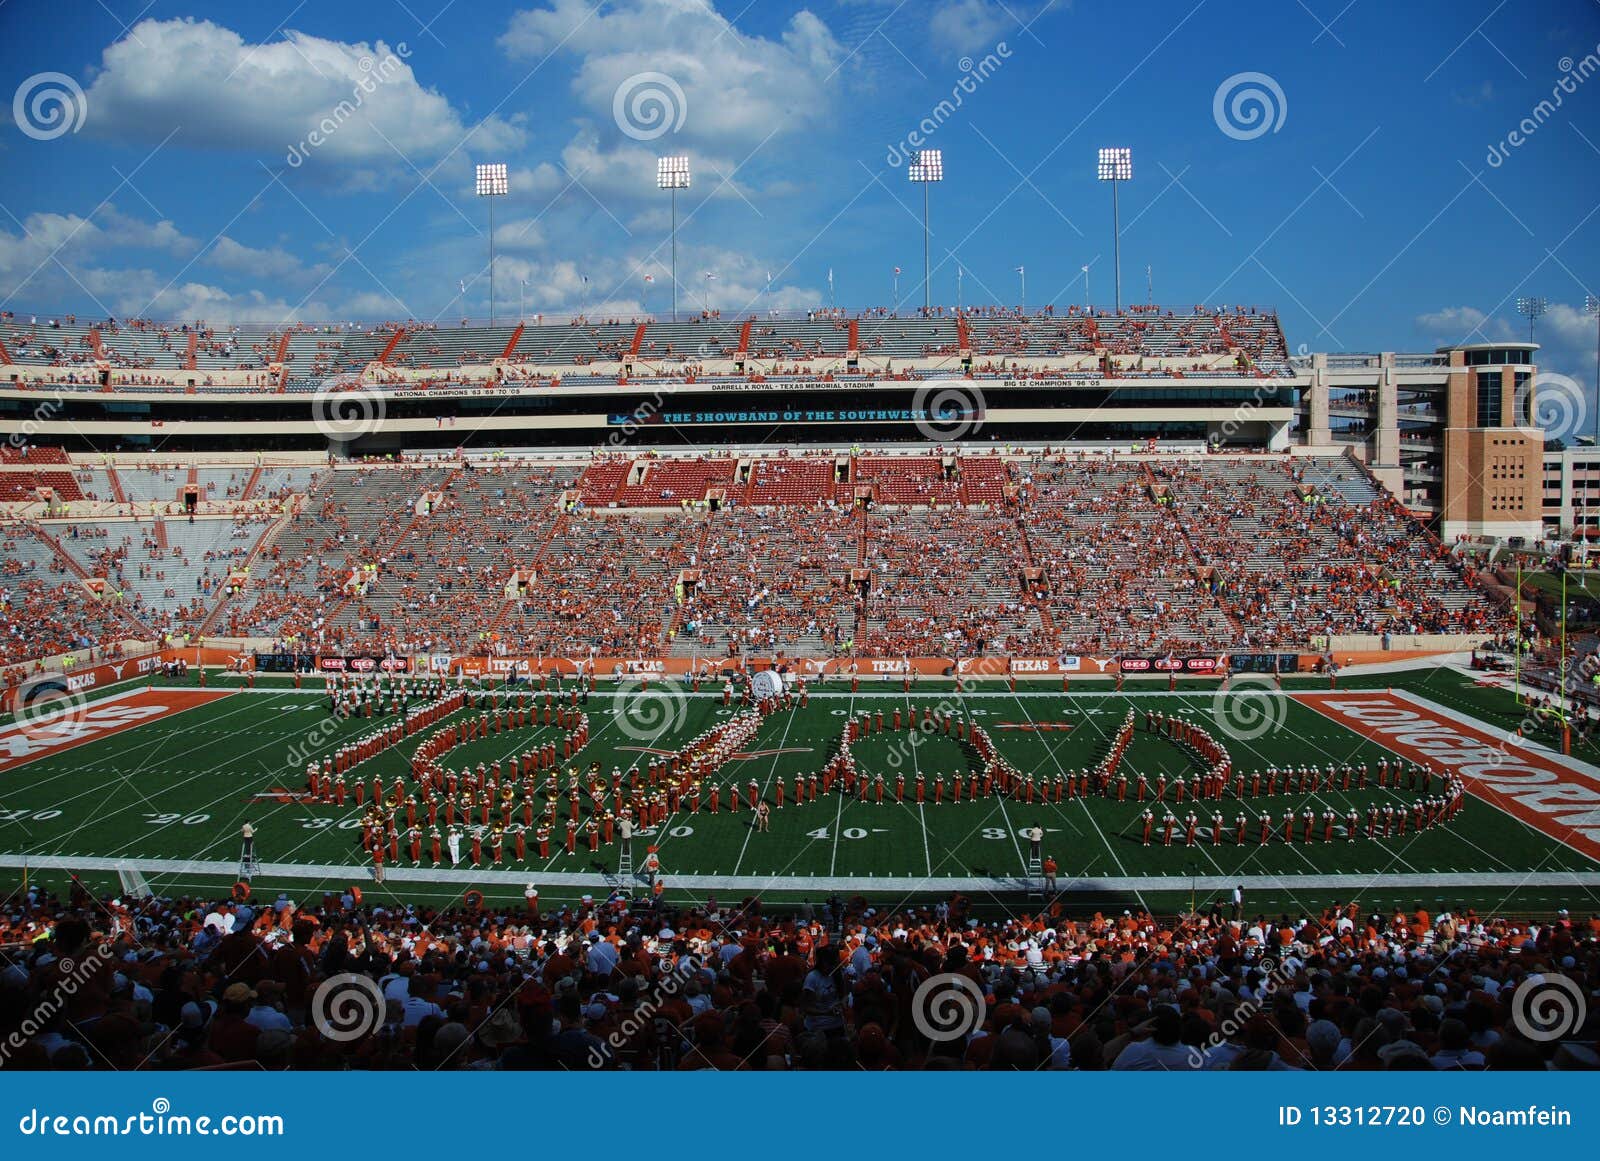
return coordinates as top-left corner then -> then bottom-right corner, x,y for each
1293,689 -> 1600,864
0,689 -> 233,772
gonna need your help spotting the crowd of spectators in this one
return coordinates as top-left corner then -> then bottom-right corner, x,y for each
1,883 -> 1592,1071
7,449 -> 1510,665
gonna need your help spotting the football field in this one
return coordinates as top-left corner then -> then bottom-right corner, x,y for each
3,668 -> 1599,919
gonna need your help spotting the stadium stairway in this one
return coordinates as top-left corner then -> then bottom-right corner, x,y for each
1014,520 -> 1057,638
483,505 -> 569,641
321,467 -> 464,629
238,461 -> 265,501
1143,460 -> 1246,640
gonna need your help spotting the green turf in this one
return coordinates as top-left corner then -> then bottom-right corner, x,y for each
3,669 -> 1596,916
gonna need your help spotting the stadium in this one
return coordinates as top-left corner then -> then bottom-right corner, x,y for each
0,1 -> 1596,1079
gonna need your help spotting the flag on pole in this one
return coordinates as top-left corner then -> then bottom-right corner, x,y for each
893,266 -> 902,276
1015,265 -> 1025,274
458,279 -> 465,294
643,274 -> 654,283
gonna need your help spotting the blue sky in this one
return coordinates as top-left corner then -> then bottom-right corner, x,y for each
1,0 -> 1598,395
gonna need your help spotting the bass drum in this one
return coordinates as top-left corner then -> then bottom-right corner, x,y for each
749,669 -> 785,700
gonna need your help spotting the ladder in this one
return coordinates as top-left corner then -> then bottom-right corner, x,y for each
616,839 -> 633,880
1026,854 -> 1043,901
237,840 -> 261,881
117,864 -> 153,900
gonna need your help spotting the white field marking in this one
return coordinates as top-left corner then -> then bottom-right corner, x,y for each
20,694 -> 307,858
731,701 -> 798,876
4,854 -> 1593,893
1011,689 -> 1132,879
829,685 -> 856,876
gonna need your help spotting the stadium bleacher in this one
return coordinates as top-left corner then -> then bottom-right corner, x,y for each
0,446 -> 1507,665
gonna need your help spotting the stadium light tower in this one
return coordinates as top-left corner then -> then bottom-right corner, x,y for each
657,156 -> 691,322
907,149 -> 943,313
1516,295 -> 1547,343
1586,294 -> 1600,540
474,163 -> 509,326
1588,294 -> 1600,447
1097,147 -> 1132,311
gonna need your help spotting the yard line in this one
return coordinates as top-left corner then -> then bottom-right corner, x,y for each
17,694 -> 312,855
829,685 -> 855,876
731,701 -> 797,876
901,690 -> 933,872
1011,688 -> 1132,879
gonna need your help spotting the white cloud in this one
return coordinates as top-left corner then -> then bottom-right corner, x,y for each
500,0 -> 842,151
492,219 -> 546,252
1413,305 -> 1515,343
0,205 -> 194,283
81,18 -> 524,182
204,236 -> 330,282
927,0 -> 1025,60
